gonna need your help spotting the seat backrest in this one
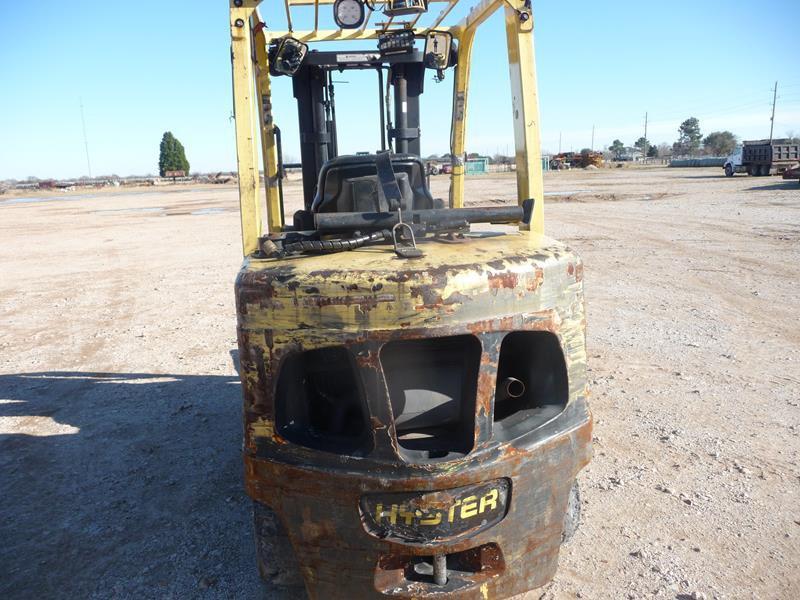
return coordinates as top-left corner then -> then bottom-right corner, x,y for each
311,154 -> 436,213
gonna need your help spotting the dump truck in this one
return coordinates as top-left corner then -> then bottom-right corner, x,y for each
228,1 -> 592,597
723,139 -> 800,176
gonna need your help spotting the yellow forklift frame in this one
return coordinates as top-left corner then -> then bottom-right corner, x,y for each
229,0 -> 544,256
228,2 -> 591,598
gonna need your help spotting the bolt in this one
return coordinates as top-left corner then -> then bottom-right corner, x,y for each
234,18 -> 245,27
519,11 -> 530,22
234,0 -> 243,6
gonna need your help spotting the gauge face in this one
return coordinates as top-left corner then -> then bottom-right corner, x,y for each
334,0 -> 364,29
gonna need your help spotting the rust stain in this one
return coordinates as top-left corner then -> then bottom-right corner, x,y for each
574,262 -> 584,282
488,272 -> 518,289
410,284 -> 444,310
299,506 -> 338,544
525,267 -> 544,292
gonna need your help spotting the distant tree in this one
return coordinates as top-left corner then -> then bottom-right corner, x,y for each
609,139 -> 625,159
702,131 -> 738,156
673,117 -> 702,156
647,145 -> 658,158
785,130 -> 800,144
466,152 -> 480,159
634,137 -> 649,156
158,132 -> 190,177
657,143 -> 671,157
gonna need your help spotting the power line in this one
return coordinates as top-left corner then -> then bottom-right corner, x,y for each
642,88 -> 782,123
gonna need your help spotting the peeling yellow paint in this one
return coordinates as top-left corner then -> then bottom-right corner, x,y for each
238,233 -> 584,336
250,417 -> 275,440
237,229 -> 589,455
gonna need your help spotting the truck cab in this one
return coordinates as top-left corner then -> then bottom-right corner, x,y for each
723,145 -> 743,177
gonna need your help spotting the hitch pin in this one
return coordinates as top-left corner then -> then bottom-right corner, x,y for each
433,553 -> 447,586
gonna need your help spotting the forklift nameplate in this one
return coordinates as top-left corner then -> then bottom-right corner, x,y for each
336,53 -> 379,63
359,479 -> 510,543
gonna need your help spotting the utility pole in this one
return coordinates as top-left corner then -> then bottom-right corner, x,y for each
79,98 -> 92,179
558,131 -> 562,154
591,124 -> 595,152
643,112 -> 648,160
769,81 -> 777,142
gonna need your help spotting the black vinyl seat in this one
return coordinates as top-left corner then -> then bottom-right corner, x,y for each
311,154 -> 437,214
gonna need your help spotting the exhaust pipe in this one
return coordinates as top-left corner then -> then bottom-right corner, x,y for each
501,377 -> 526,399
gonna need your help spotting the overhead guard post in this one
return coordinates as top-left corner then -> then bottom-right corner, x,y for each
230,1 -> 264,256
505,0 -> 544,234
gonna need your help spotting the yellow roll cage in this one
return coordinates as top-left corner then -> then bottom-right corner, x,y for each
229,0 -> 544,256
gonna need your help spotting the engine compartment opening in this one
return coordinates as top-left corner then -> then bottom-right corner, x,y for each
274,346 -> 370,455
493,331 -> 568,440
380,335 -> 480,461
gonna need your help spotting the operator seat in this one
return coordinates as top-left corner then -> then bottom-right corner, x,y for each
311,153 -> 439,214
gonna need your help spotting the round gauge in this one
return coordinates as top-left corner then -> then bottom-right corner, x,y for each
334,0 -> 365,29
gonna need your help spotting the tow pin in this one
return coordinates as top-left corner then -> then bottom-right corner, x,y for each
433,554 -> 447,586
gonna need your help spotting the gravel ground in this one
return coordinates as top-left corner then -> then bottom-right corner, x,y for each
1,167 -> 798,599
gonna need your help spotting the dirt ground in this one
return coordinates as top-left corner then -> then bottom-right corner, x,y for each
1,167 -> 798,599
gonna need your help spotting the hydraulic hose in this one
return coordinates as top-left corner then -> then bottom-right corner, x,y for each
283,230 -> 391,254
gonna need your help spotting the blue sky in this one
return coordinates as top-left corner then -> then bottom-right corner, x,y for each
1,1 -> 799,179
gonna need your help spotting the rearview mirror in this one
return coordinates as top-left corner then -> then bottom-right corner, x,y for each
270,37 -> 308,77
423,31 -> 453,70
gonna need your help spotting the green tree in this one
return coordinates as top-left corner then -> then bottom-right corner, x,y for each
647,145 -> 658,158
158,132 -> 190,177
673,117 -> 702,156
702,131 -> 738,156
634,136 -> 650,157
609,139 -> 625,159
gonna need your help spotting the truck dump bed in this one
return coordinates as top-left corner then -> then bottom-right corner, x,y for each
742,139 -> 800,166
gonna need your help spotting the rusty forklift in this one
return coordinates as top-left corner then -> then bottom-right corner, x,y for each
229,0 -> 592,597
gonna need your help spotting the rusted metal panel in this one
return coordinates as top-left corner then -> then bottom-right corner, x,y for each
243,405 -> 591,599
235,231 -> 592,598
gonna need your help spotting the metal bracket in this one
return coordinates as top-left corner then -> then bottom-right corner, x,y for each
392,209 -> 424,258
